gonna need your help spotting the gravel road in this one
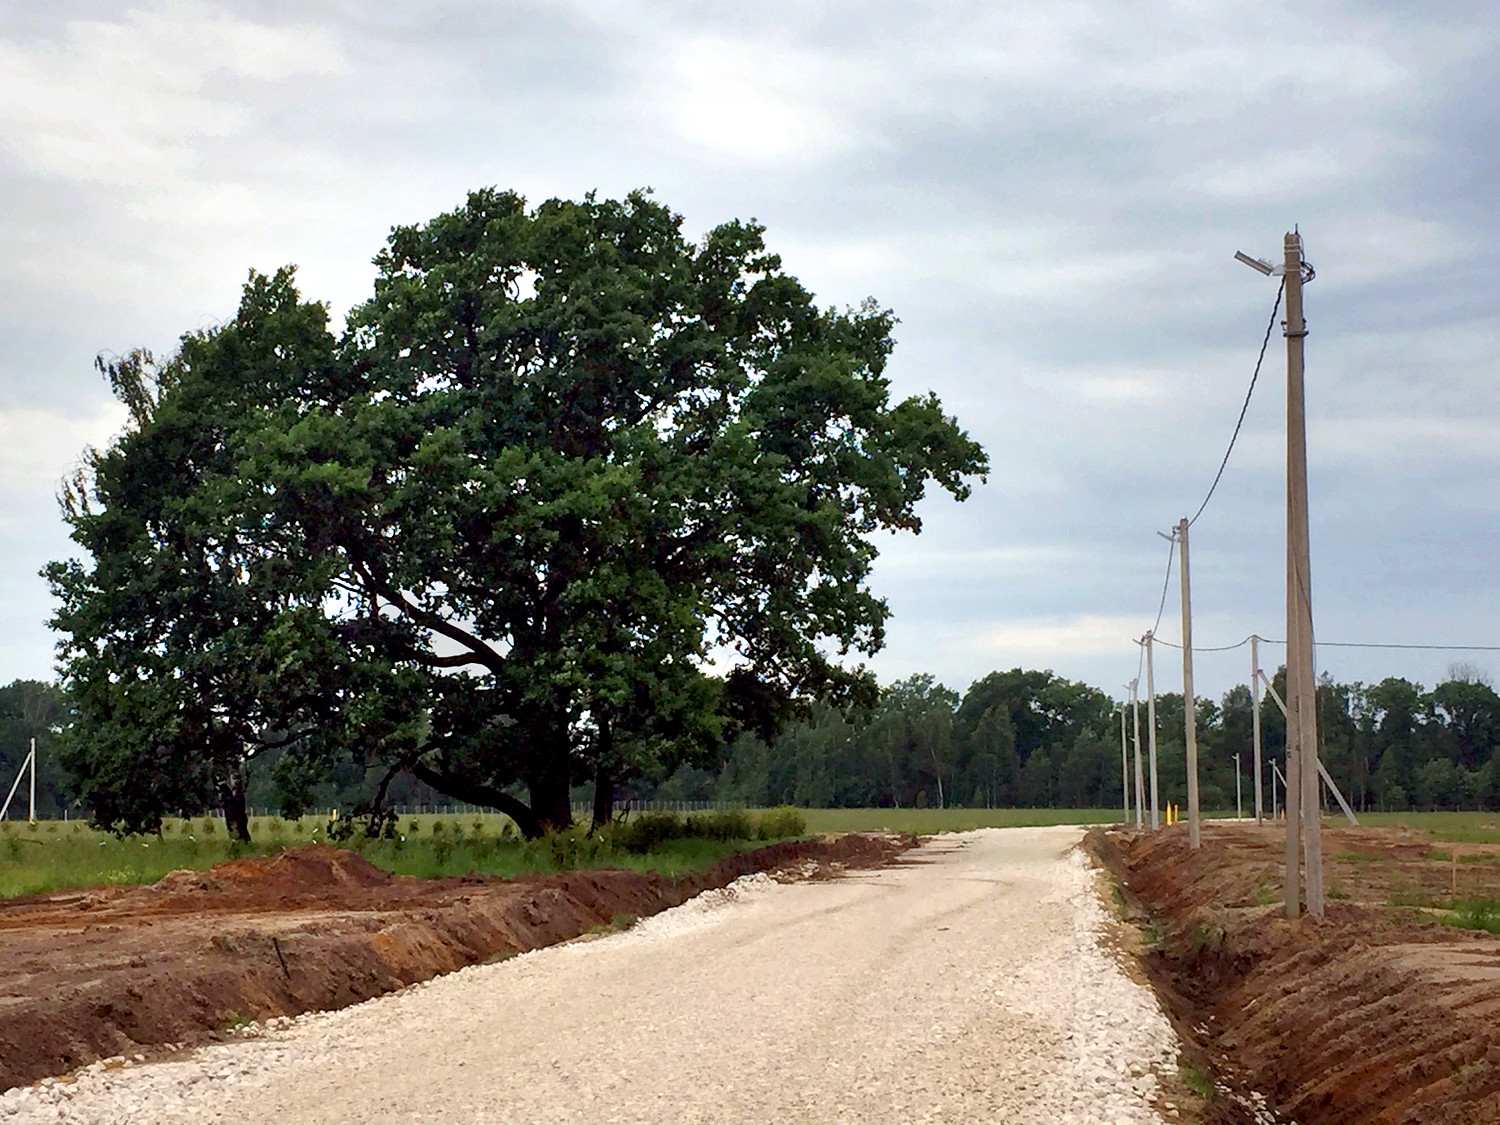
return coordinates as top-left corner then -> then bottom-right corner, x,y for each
3,826 -> 1182,1124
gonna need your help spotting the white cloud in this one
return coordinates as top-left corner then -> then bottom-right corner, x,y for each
978,614 -> 1145,660
662,35 -> 851,164
0,402 -> 126,496
0,5 -> 346,187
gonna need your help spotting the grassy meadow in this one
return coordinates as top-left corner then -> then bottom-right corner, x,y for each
1355,811 -> 1500,845
16,805 -> 1497,901
0,810 -> 794,900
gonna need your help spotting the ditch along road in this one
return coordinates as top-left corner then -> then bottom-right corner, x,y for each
5,828 -> 1191,1125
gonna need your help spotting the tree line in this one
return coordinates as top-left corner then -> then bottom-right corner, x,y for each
648,664 -> 1500,814
9,662 -> 1500,825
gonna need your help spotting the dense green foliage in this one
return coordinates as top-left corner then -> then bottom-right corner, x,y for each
46,189 -> 986,839
657,665 -> 1500,815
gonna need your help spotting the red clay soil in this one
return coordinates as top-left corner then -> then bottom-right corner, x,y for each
1093,823 -> 1500,1125
0,834 -> 913,1092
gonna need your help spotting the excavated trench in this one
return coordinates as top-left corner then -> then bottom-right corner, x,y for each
1092,823 -> 1500,1125
0,833 -> 914,1091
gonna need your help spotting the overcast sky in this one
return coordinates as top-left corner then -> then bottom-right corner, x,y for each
3,1 -> 1499,706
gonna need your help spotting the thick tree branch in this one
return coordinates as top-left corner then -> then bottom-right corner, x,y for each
408,760 -> 540,838
349,559 -> 507,675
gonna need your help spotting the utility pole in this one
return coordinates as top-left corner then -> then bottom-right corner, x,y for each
1178,518 -> 1200,849
29,738 -> 35,824
1145,631 -> 1160,830
1234,752 -> 1242,819
1120,705 -> 1130,823
1237,231 -> 1322,915
1131,679 -> 1145,829
1284,229 -> 1323,916
1251,635 -> 1264,824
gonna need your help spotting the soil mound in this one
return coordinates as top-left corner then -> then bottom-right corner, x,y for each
1095,823 -> 1500,1125
0,832 -> 915,1092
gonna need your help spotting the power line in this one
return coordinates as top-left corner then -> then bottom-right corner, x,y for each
1152,635 -> 1500,654
1259,638 -> 1500,653
1150,635 -> 1254,653
1187,279 -> 1285,528
1150,537 -> 1176,636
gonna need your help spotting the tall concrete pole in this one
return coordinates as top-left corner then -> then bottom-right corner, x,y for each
1284,229 -> 1324,916
1178,518 -> 1200,849
1145,631 -> 1160,830
1120,705 -> 1130,823
1251,635 -> 1264,825
1131,679 -> 1145,829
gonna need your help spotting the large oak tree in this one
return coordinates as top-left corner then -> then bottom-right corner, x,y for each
51,189 -> 987,837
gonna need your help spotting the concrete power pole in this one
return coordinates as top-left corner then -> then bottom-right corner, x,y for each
1284,229 -> 1324,916
1251,635 -> 1264,824
1120,705 -> 1130,823
1131,679 -> 1145,829
1178,518 -> 1201,849
1145,631 -> 1160,830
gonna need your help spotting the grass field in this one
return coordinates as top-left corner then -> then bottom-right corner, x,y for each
0,813 -> 780,899
12,806 -> 1497,900
1353,811 -> 1500,845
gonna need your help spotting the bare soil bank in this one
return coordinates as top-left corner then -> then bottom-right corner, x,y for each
0,834 -> 914,1091
1093,823 -> 1500,1125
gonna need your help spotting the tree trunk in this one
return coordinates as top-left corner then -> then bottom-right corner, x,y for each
590,716 -> 615,832
591,760 -> 614,832
527,768 -> 574,835
220,771 -> 251,842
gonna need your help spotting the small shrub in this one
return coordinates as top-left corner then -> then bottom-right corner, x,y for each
200,817 -> 217,836
604,812 -> 684,853
46,823 -> 58,834
1447,898 -> 1500,934
431,820 -> 447,838
684,809 -> 754,842
1178,1060 -> 1214,1101
523,826 -> 612,869
755,807 -> 806,840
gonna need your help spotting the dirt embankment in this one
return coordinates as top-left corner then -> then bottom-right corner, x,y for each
1094,823 -> 1500,1125
0,834 -> 914,1092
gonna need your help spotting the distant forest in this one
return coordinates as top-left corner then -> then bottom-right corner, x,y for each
6,665 -> 1500,818
650,665 -> 1500,814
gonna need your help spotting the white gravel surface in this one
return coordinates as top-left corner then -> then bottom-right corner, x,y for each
2,826 -> 1183,1124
